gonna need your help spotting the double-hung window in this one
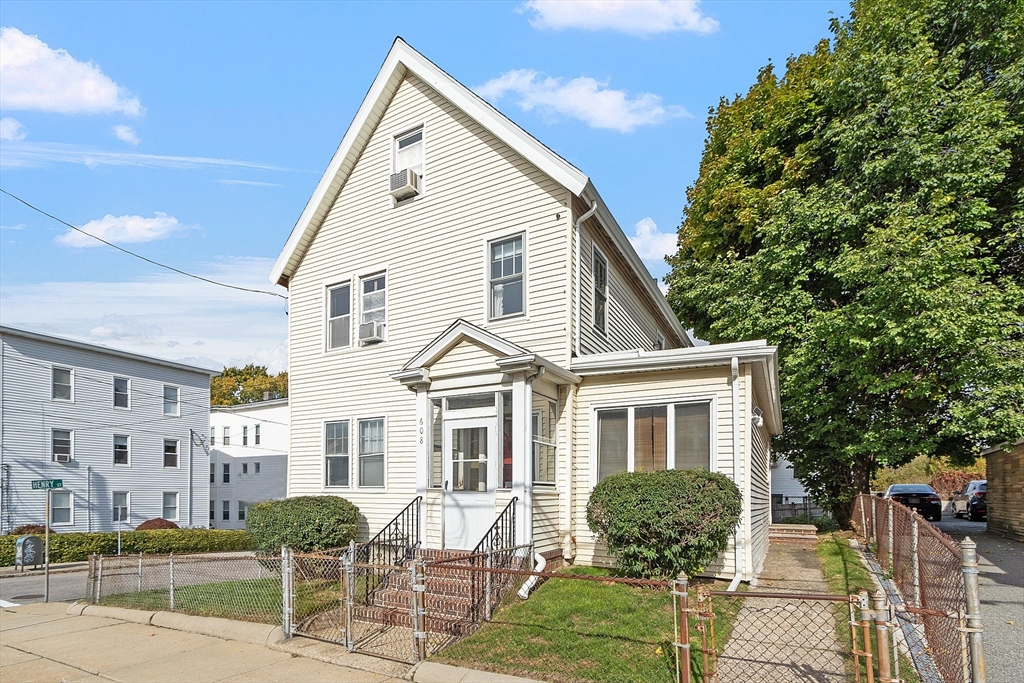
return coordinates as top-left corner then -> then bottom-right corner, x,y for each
592,247 -> 608,334
162,492 -> 178,521
113,492 -> 129,523
328,283 -> 351,349
52,491 -> 73,524
163,439 -> 179,468
359,275 -> 386,344
210,463 -> 215,483
163,385 -> 180,416
242,463 -> 248,474
238,501 -> 248,521
113,377 -> 130,408
222,500 -> 230,521
242,426 -> 248,446
223,463 -> 230,483
325,421 -> 349,487
489,235 -> 524,319
223,427 -> 230,446
52,367 -> 72,401
394,127 -> 424,183
113,435 -> 130,465
254,425 -> 261,445
210,427 -> 215,446
255,462 -> 261,474
532,397 -> 557,485
595,402 -> 711,484
209,500 -> 215,522
358,418 -> 385,487
52,429 -> 72,462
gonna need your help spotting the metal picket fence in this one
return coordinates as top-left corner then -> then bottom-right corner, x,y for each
854,494 -> 986,683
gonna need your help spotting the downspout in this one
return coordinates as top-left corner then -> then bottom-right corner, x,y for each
727,356 -> 744,592
188,430 -> 194,528
574,201 -> 598,357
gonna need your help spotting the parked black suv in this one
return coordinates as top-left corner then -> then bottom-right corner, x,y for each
952,480 -> 987,521
883,484 -> 943,521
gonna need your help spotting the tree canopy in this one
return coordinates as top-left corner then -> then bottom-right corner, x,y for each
211,364 -> 288,406
666,0 -> 1024,519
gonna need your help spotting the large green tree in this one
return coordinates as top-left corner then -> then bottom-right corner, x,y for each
666,0 -> 1024,520
211,364 -> 288,406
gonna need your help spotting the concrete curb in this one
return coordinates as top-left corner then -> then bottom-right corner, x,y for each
409,661 -> 546,683
68,602 -> 283,648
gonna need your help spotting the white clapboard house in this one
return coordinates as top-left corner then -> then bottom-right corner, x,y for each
209,398 -> 288,529
0,326 -> 215,533
270,39 -> 782,582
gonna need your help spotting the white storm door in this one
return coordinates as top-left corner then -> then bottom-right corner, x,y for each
443,417 -> 497,549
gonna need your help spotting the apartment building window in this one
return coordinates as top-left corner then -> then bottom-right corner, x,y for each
325,421 -> 349,487
592,247 -> 608,334
532,398 -> 557,485
328,283 -> 352,349
113,377 -> 130,408
222,500 -> 230,521
394,127 -> 424,183
595,402 -> 712,483
210,427 -> 215,446
359,275 -> 387,344
238,501 -> 248,521
223,463 -> 230,484
242,463 -> 248,475
52,490 -> 73,525
162,492 -> 178,521
489,235 -> 524,319
209,463 -> 215,483
255,462 -> 261,474
163,385 -> 180,416
242,426 -> 248,446
358,418 -> 385,487
209,500 -> 215,523
254,425 -> 261,445
163,439 -> 179,468
113,492 -> 129,523
52,367 -> 72,401
113,435 -> 130,465
223,427 -> 230,446
52,429 -> 72,462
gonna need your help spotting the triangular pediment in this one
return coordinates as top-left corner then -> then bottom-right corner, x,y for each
402,319 -> 529,372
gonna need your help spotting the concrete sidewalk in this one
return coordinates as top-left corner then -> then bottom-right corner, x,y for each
0,601 -> 542,682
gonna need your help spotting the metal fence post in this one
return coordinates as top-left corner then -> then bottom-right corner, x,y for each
858,589 -> 875,683
485,549 -> 493,621
138,553 -> 143,593
96,554 -> 104,602
872,590 -> 893,682
859,495 -> 868,541
886,499 -> 894,570
168,552 -> 175,610
960,537 -> 987,683
411,558 -> 426,662
911,515 -> 921,608
344,545 -> 355,652
281,546 -> 293,638
673,573 -> 691,683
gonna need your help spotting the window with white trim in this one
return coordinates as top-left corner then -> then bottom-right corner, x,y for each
238,501 -> 248,521
242,426 -> 248,446
359,275 -> 387,344
163,385 -> 180,416
163,439 -> 179,468
52,490 -> 73,525
223,463 -> 230,483
254,425 -> 261,445
113,377 -> 130,408
394,127 -> 423,179
210,427 -> 215,446
223,427 -> 230,446
210,463 -> 215,483
162,492 -> 178,521
113,491 -> 129,523
358,418 -> 385,487
489,235 -> 524,319
52,367 -> 72,401
255,462 -> 260,474
327,283 -> 351,349
52,429 -> 72,462
242,462 -> 248,475
222,500 -> 230,521
113,435 -> 129,466
325,421 -> 349,487
592,247 -> 608,334
210,500 -> 215,523
595,402 -> 711,484
532,397 -> 557,484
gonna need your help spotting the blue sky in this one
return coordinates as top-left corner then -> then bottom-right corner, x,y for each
0,1 -> 848,371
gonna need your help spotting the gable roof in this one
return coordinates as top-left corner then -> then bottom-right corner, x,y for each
268,38 -> 688,346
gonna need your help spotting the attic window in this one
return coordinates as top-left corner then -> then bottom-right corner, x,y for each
393,127 -> 424,195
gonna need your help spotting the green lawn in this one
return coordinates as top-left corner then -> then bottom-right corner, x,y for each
435,566 -> 742,683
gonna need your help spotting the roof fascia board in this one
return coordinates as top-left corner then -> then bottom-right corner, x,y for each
0,325 -> 220,377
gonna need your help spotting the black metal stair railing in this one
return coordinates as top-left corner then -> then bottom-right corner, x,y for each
472,496 -> 517,556
354,496 -> 421,604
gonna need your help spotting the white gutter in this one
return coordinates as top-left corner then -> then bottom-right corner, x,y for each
728,356 -> 744,592
573,201 -> 598,357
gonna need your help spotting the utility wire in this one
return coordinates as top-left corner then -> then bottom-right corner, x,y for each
0,188 -> 287,300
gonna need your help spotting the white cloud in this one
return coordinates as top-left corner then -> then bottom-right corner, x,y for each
520,0 -> 719,36
629,217 -> 678,262
0,116 -> 28,141
218,179 -> 282,187
0,223 -> 26,231
112,124 -> 139,146
0,27 -> 143,116
0,257 -> 289,372
0,141 -> 288,171
477,70 -> 689,132
55,211 -> 185,248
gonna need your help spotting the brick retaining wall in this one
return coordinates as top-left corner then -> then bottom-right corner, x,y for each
985,442 -> 1024,541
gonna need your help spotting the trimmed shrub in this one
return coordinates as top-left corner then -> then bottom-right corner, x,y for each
587,469 -> 742,579
246,496 -> 359,553
0,529 -> 253,566
7,524 -> 56,536
135,518 -> 180,530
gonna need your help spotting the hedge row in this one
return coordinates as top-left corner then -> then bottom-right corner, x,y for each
0,529 -> 255,566
246,496 -> 360,552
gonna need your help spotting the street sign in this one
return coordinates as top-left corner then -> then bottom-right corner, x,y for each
31,479 -> 63,490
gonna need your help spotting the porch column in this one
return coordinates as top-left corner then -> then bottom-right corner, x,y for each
510,372 -> 532,546
415,385 -> 430,545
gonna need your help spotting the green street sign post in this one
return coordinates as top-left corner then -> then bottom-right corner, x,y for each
30,480 -> 62,602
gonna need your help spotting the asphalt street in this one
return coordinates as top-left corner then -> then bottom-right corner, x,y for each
934,516 -> 1023,683
0,569 -> 87,605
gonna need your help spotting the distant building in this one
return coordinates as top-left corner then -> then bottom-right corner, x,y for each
208,398 -> 287,530
0,326 -> 216,534
771,456 -> 810,503
984,438 -> 1023,541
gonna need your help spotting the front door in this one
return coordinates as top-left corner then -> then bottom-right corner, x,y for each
443,417 -> 497,549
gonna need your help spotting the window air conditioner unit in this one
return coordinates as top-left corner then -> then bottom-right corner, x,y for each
358,321 -> 386,344
54,453 -> 70,463
389,169 -> 419,200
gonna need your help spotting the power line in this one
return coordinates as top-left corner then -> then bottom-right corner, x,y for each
0,188 -> 287,300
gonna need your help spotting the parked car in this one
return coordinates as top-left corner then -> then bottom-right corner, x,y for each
883,484 -> 943,521
952,480 -> 987,521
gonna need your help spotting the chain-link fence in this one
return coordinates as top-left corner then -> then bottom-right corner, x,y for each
86,551 -> 282,624
853,494 -> 985,683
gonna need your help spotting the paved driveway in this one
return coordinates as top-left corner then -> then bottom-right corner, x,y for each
933,517 -> 1023,683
